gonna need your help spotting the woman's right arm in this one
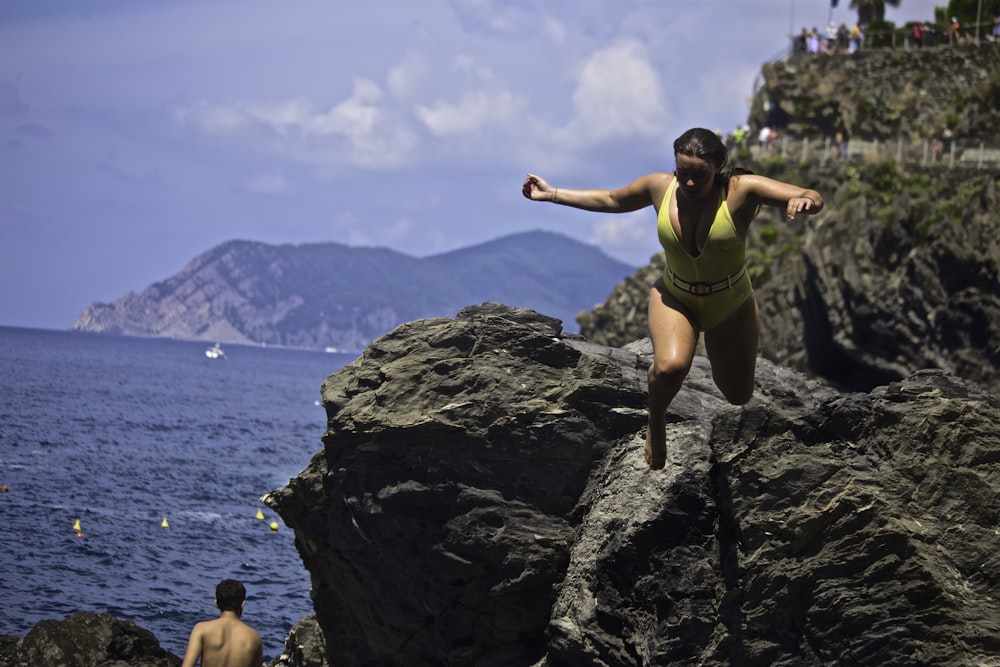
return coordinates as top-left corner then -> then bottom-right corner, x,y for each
522,172 -> 664,213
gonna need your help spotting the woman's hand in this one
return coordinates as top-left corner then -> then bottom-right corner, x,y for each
522,173 -> 556,202
786,195 -> 819,219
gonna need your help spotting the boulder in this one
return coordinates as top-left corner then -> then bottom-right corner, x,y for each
0,611 -> 180,667
265,303 -> 1000,666
266,615 -> 329,667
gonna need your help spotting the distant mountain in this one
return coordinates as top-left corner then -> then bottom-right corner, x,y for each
71,231 -> 634,351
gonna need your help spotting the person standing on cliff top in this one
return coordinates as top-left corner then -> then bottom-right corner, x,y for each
522,127 -> 823,470
181,579 -> 263,667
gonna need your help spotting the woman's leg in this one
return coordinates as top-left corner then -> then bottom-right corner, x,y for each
646,279 -> 699,469
703,294 -> 760,405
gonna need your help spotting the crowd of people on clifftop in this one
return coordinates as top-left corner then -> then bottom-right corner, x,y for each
792,22 -> 866,54
792,15 -> 1000,54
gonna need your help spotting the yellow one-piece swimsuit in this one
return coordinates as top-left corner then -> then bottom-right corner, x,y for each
656,178 -> 753,331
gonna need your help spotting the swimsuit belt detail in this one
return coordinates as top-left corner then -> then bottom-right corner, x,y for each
665,264 -> 747,296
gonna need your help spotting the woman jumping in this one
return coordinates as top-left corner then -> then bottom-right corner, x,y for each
522,127 -> 823,469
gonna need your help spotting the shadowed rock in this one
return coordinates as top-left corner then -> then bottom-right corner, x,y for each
0,611 -> 180,667
265,303 -> 1000,666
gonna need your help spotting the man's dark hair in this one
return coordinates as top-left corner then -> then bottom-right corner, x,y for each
216,579 -> 247,613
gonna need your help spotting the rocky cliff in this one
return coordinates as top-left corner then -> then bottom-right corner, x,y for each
748,43 -> 1000,142
263,303 -> 1000,666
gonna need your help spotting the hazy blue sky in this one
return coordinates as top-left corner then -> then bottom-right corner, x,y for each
1,0 -> 939,330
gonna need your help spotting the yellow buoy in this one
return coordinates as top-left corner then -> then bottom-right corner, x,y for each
161,517 -> 169,528
73,519 -> 81,531
269,521 -> 279,532
256,508 -> 265,520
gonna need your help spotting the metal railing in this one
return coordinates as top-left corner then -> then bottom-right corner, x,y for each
743,136 -> 1000,169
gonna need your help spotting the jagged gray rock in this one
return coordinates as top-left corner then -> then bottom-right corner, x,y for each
0,611 -> 180,667
264,303 -> 1000,666
266,615 -> 329,667
755,167 -> 1000,394
265,303 -> 649,666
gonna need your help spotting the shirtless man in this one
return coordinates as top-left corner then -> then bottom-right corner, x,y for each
180,579 -> 264,667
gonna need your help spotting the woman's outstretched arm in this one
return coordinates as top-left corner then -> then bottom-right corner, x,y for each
729,173 -> 824,220
522,172 -> 667,213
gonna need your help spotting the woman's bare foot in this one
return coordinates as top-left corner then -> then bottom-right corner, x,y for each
645,422 -> 667,470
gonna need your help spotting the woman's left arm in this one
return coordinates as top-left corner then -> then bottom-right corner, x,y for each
732,174 -> 824,220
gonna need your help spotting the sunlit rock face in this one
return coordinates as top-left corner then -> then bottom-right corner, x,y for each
266,303 -> 1000,667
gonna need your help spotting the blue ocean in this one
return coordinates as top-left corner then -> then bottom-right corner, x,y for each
0,326 -> 353,660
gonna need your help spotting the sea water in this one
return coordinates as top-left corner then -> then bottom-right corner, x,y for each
0,326 -> 353,660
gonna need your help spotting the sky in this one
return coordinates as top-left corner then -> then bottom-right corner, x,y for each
0,0 -> 943,330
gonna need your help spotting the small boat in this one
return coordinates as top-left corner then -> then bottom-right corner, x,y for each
205,343 -> 226,359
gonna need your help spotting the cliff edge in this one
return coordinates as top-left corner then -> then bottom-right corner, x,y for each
264,303 -> 1000,666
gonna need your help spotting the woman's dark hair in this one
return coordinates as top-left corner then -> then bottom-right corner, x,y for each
673,127 -> 753,186
216,579 -> 246,612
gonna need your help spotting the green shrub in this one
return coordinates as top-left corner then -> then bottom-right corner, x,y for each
758,221 -> 779,245
762,155 -> 786,174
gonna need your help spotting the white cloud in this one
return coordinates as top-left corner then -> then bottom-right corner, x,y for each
387,51 -> 431,101
251,98 -> 316,137
173,100 -> 251,135
172,97 -> 314,137
450,0 -> 520,35
242,171 -> 291,197
304,79 -> 383,138
510,38 -> 672,175
327,212 -> 373,247
385,217 -> 414,241
588,211 -> 660,266
173,79 -> 419,170
565,40 -> 668,144
451,54 -> 496,82
541,15 -> 567,46
415,88 -> 525,136
323,212 -> 419,251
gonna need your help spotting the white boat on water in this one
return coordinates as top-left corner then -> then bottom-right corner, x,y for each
205,343 -> 226,359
